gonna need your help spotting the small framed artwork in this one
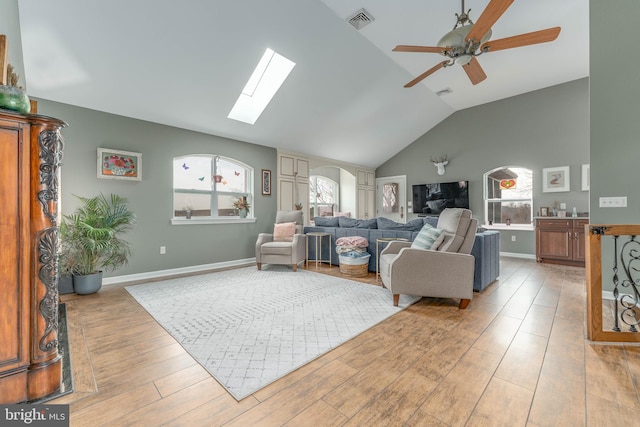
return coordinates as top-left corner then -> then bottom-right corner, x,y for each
582,164 -> 590,191
542,166 -> 570,192
261,169 -> 272,195
539,207 -> 550,217
97,148 -> 141,181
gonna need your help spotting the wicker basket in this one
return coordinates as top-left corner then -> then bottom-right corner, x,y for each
339,262 -> 368,277
338,254 -> 370,277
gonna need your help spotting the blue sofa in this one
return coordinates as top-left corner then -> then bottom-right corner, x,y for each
304,215 -> 500,292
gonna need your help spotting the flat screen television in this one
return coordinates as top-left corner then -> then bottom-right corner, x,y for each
412,180 -> 469,216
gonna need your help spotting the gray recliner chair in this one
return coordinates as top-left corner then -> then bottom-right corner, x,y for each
379,208 -> 478,309
256,210 -> 306,271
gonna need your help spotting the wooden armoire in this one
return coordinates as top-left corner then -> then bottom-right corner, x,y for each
0,108 -> 66,403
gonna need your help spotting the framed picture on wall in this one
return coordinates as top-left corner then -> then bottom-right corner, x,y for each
262,169 -> 272,195
97,148 -> 142,181
542,166 -> 570,192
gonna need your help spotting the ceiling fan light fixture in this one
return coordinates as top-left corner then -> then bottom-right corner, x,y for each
455,54 -> 472,65
437,25 -> 491,49
393,0 -> 561,87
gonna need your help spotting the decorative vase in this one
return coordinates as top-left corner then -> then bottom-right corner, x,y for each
73,271 -> 103,295
239,209 -> 248,218
185,210 -> 192,219
0,85 -> 31,114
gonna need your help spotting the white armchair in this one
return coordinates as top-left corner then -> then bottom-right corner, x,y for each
256,210 -> 306,271
379,208 -> 478,309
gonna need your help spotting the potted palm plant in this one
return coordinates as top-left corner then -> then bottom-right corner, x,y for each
59,193 -> 136,294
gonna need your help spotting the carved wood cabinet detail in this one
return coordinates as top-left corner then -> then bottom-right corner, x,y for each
0,109 -> 66,403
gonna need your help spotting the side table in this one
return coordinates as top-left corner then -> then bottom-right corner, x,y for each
306,232 -> 332,268
376,237 -> 409,282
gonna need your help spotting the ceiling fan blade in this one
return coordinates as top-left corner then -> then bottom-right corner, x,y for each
404,60 -> 449,88
480,27 -> 561,52
462,57 -> 487,85
393,45 -> 449,54
466,0 -> 514,43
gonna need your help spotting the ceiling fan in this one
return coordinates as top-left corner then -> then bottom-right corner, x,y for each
392,0 -> 561,87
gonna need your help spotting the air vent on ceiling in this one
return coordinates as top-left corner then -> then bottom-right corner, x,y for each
436,88 -> 453,96
347,8 -> 375,30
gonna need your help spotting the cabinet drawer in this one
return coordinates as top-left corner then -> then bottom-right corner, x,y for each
537,219 -> 572,229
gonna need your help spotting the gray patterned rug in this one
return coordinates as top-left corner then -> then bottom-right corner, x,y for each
125,266 -> 419,400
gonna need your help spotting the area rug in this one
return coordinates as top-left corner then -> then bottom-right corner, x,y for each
125,266 -> 419,400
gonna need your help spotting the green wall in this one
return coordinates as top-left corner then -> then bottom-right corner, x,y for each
589,1 -> 640,293
589,1 -> 640,224
376,78 -> 590,256
35,99 -> 278,278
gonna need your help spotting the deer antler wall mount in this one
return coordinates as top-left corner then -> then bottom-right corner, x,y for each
431,155 -> 449,175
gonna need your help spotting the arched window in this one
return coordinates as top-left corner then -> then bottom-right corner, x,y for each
309,175 -> 338,218
484,166 -> 533,225
173,155 -> 253,219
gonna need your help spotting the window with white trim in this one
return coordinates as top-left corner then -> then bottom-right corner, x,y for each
309,175 -> 338,218
173,155 -> 253,218
484,166 -> 533,225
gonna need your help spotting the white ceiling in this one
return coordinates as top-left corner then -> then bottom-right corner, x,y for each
17,0 -> 589,169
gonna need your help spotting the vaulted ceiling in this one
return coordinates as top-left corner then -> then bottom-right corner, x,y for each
17,0 -> 588,168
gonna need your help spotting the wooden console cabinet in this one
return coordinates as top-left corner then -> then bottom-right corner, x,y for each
0,109 -> 66,403
535,217 -> 589,266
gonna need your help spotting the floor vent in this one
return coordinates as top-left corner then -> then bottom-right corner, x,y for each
347,8 -> 375,30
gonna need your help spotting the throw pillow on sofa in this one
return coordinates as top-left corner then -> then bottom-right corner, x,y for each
338,217 -> 377,229
422,216 -> 439,228
274,222 -> 296,242
314,216 -> 339,227
411,223 -> 445,250
376,217 -> 424,231
333,211 -> 351,218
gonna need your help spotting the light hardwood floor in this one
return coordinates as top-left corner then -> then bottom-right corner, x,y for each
52,257 -> 640,426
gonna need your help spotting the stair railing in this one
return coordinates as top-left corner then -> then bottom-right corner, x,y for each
587,224 -> 640,342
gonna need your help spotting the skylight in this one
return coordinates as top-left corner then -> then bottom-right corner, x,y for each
227,48 -> 296,125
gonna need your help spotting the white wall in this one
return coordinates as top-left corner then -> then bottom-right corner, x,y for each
340,168 -> 356,215
0,0 -> 26,87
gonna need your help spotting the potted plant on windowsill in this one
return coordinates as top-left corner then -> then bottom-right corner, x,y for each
59,193 -> 136,294
232,197 -> 250,218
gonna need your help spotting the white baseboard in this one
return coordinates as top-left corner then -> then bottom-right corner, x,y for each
602,290 -> 637,301
500,252 -> 536,260
102,258 -> 256,285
